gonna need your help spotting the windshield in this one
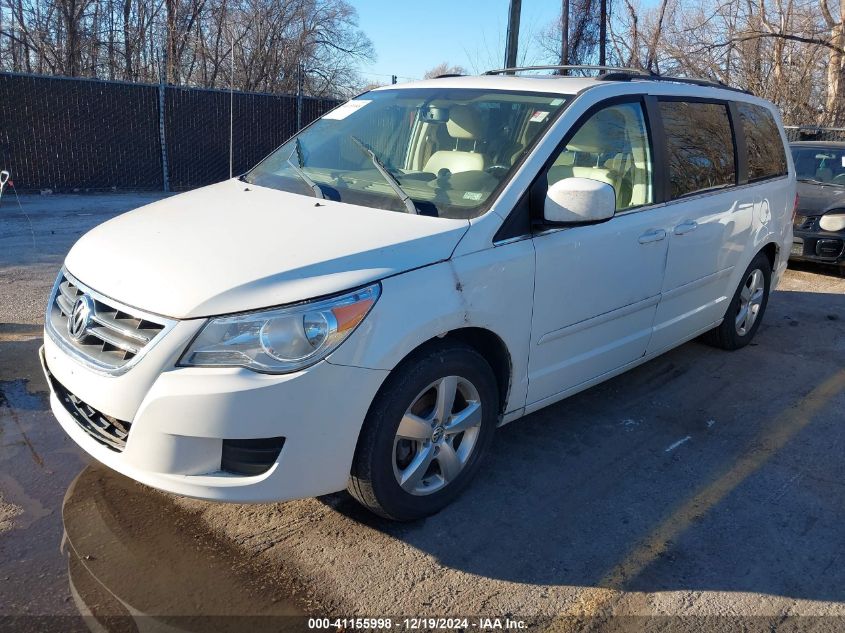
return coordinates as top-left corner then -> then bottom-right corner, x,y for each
245,88 -> 570,218
791,146 -> 845,186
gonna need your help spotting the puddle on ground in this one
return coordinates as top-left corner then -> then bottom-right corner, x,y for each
62,465 -> 304,630
0,337 -> 307,632
0,379 -> 47,411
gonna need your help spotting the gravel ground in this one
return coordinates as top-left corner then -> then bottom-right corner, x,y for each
1,193 -> 844,631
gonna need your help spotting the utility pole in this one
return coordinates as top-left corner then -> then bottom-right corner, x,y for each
561,0 -> 569,70
599,0 -> 607,67
504,0 -> 522,70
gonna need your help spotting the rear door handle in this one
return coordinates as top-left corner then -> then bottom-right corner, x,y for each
674,220 -> 698,235
638,228 -> 667,244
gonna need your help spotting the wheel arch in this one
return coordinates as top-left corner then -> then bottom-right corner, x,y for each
761,241 -> 778,271
440,327 -> 512,415
383,327 -> 513,417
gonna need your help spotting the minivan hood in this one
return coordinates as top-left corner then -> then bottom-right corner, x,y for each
64,180 -> 469,319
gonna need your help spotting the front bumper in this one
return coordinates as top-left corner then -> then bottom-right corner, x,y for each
790,224 -> 845,264
41,342 -> 388,503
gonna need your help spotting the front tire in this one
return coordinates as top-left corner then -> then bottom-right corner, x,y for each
348,341 -> 498,521
703,251 -> 771,350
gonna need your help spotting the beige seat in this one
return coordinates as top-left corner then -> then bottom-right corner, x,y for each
549,146 -> 616,190
548,164 -> 617,189
424,106 -> 485,174
548,109 -> 628,206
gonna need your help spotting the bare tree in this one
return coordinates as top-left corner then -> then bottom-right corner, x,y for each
0,0 -> 373,97
423,62 -> 466,78
539,0 -> 602,68
820,0 -> 845,121
600,0 -> 837,125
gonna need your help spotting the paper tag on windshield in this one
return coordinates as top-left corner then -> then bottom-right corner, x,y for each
323,100 -> 371,120
841,156 -> 845,168
530,110 -> 549,123
463,191 -> 483,201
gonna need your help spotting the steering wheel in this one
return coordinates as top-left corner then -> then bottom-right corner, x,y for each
832,173 -> 845,185
485,165 -> 510,177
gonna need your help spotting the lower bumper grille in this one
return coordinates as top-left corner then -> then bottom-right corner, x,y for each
45,361 -> 131,452
221,437 -> 285,476
816,238 -> 844,259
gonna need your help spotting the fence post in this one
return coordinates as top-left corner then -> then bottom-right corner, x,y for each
158,78 -> 170,192
296,62 -> 303,131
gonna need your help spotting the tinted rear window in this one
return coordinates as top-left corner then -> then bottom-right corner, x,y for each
659,101 -> 736,199
738,103 -> 788,181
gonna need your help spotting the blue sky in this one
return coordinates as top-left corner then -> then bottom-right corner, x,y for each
353,0 -> 563,84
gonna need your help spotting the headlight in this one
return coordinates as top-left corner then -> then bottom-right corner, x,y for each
819,212 -> 845,232
180,283 -> 380,373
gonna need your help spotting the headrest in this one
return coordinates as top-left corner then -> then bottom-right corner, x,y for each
567,108 -> 627,153
447,106 -> 484,140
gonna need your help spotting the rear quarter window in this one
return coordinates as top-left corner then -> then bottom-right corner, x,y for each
737,103 -> 788,182
659,101 -> 736,199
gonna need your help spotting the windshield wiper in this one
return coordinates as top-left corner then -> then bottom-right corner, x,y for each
349,135 -> 418,215
287,138 -> 324,199
797,177 -> 844,187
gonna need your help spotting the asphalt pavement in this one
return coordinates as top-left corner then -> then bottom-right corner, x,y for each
1,193 -> 844,632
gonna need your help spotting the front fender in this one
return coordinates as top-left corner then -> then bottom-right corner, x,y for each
327,240 -> 536,415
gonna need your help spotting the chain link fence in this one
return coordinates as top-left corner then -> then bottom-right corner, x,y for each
784,126 -> 845,144
0,72 -> 340,192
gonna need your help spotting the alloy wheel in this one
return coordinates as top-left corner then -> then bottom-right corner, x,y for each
735,268 -> 765,336
392,376 -> 483,496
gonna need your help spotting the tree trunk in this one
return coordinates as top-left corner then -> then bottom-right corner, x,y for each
823,0 -> 845,125
165,0 -> 178,83
123,0 -> 132,78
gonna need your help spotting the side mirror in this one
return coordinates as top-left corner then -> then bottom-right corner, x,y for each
544,177 -> 616,224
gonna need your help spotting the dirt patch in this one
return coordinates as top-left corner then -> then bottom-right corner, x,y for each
0,492 -> 22,533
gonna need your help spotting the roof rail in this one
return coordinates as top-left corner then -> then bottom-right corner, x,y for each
597,71 -> 751,94
483,65 -> 650,76
481,64 -> 751,94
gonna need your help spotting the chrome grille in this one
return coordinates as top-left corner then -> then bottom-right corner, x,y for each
46,270 -> 175,374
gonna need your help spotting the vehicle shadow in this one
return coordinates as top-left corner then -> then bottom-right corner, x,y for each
328,289 -> 845,602
787,259 -> 844,278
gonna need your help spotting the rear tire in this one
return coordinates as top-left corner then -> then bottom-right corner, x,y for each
702,251 -> 771,351
348,341 -> 498,521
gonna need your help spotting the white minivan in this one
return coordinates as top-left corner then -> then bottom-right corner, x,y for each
42,67 -> 795,520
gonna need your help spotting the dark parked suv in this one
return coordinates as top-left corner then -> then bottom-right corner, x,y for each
790,141 -> 845,269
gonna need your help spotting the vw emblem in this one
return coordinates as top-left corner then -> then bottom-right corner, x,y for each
68,295 -> 94,341
431,425 -> 445,443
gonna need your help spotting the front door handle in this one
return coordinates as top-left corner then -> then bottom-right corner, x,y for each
674,220 -> 699,235
638,228 -> 667,244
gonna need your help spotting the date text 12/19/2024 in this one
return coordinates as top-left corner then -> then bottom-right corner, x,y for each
307,617 -> 529,630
